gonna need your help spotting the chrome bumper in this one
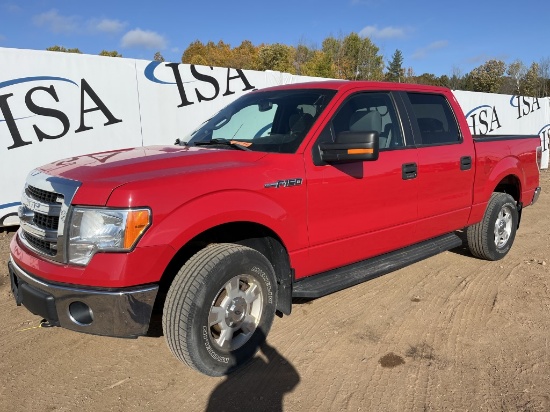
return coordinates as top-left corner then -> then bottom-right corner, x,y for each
8,256 -> 158,338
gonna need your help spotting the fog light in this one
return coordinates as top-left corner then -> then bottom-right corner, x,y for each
68,301 -> 94,325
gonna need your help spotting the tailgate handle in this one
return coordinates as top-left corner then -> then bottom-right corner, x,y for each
402,162 -> 417,180
460,156 -> 472,171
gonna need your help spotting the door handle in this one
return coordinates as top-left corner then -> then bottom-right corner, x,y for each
460,156 -> 472,171
402,162 -> 417,180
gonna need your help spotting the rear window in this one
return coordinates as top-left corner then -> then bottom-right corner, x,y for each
407,93 -> 461,146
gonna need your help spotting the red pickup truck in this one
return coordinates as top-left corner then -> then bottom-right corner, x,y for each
8,81 -> 541,376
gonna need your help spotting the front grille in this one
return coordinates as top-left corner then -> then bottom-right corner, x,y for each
33,213 -> 59,231
22,232 -> 57,256
26,185 -> 63,205
18,172 -> 80,263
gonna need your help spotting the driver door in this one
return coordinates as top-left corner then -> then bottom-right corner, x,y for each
303,91 -> 419,278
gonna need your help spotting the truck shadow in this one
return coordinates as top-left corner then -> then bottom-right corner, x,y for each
205,334 -> 300,412
449,229 -> 474,257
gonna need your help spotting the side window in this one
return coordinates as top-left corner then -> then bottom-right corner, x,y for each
318,92 -> 404,150
407,93 -> 461,145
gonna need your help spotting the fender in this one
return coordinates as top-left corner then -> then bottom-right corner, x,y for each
136,189 -> 307,259
468,154 -> 523,225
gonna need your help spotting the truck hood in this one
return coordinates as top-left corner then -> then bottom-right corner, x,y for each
37,145 -> 267,205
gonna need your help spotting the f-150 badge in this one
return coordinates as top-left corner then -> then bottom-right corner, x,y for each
264,178 -> 303,189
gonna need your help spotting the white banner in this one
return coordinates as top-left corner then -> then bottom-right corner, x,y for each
454,90 -> 549,168
1,47 -> 548,225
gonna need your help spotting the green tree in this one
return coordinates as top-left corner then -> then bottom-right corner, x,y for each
340,33 -> 384,80
385,49 -> 404,82
46,45 -> 81,53
99,50 -> 122,57
469,59 -> 506,93
321,33 -> 383,80
414,73 -> 441,86
255,43 -> 294,73
301,50 -> 334,78
322,35 -> 345,78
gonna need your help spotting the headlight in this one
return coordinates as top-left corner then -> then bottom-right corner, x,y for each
68,207 -> 151,265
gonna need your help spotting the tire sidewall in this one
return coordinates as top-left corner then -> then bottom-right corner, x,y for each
188,248 -> 276,375
486,195 -> 518,260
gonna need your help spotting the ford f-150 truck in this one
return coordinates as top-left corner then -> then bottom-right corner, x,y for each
8,81 -> 541,376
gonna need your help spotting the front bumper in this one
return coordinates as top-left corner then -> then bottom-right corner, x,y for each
8,256 -> 158,338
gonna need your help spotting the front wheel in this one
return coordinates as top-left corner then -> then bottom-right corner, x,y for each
162,243 -> 277,376
466,192 -> 518,261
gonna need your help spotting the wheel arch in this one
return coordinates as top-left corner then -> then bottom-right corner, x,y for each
493,174 -> 521,202
156,221 -> 293,317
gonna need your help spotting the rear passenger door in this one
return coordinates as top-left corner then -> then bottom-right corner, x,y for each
400,92 -> 475,241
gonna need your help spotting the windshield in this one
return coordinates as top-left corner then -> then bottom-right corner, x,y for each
185,89 -> 336,153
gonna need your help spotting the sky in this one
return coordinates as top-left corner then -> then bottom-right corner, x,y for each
0,0 -> 549,77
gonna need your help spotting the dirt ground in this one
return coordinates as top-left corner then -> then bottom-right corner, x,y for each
1,172 -> 550,412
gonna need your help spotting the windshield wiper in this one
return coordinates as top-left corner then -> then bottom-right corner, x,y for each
194,138 -> 252,151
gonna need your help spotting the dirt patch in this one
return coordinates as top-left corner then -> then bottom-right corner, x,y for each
2,172 -> 550,411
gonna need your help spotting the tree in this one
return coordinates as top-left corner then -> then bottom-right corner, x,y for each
469,59 -> 506,93
449,66 -> 463,90
414,73 -> 441,86
385,49 -> 404,82
230,40 -> 258,70
504,59 -> 527,95
204,40 -> 232,67
537,57 -> 550,97
293,41 -> 315,75
255,43 -> 294,73
99,50 -> 122,57
523,62 -> 540,97
321,33 -> 383,80
339,33 -> 384,80
182,40 -> 208,65
301,50 -> 334,78
46,45 -> 81,53
322,35 -> 346,78
154,51 -> 165,62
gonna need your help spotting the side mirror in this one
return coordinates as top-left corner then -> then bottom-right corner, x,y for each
320,131 -> 379,163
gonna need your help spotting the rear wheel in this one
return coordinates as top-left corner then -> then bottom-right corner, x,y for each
466,192 -> 518,261
162,243 -> 277,376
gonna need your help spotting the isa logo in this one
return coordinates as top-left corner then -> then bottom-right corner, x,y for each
464,105 -> 502,135
510,96 -> 541,119
0,76 -> 121,151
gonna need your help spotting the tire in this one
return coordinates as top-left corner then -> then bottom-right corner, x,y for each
162,243 -> 277,376
466,192 -> 518,261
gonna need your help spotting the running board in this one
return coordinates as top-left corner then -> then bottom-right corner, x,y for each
292,233 -> 462,299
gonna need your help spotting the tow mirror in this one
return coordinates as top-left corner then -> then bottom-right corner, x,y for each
320,131 -> 379,163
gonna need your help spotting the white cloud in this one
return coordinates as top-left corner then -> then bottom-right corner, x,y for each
89,18 -> 127,34
359,25 -> 407,39
412,40 -> 449,59
121,28 -> 166,50
33,9 -> 78,33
